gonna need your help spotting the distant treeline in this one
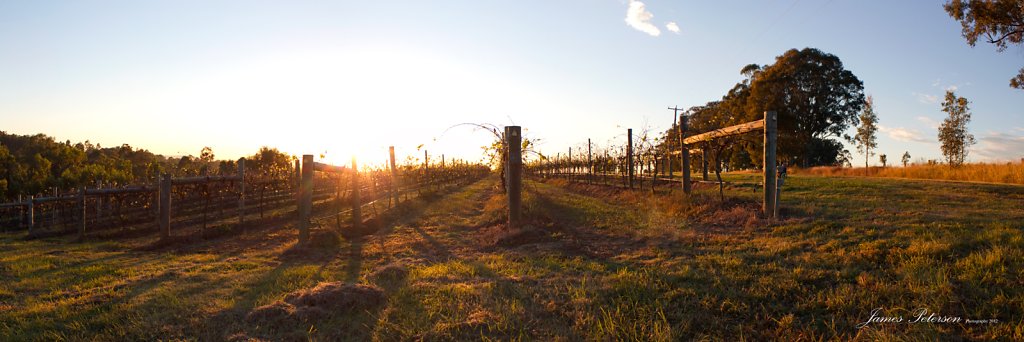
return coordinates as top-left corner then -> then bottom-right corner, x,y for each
0,131 -> 294,201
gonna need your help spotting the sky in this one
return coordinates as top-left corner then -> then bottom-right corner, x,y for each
1,0 -> 1022,167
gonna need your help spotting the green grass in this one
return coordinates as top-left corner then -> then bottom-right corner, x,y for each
1,174 -> 1022,340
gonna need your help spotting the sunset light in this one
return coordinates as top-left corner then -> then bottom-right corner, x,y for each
2,1 -> 1022,340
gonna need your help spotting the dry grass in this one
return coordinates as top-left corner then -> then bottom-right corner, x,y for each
796,161 -> 1024,185
2,173 -> 1023,340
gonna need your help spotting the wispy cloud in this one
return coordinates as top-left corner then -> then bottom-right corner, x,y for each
665,22 -> 680,34
878,125 -> 931,143
625,0 -> 660,36
973,132 -> 1024,161
916,116 -> 940,129
913,92 -> 940,104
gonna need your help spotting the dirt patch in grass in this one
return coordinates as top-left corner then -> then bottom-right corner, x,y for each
247,282 -> 385,325
478,224 -> 551,248
368,259 -> 412,291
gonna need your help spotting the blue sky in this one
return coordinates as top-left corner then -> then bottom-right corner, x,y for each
1,0 -> 1021,166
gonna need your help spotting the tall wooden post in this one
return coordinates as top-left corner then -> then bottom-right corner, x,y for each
51,188 -> 57,227
702,149 -> 709,181
17,195 -> 23,230
96,180 -> 103,217
351,157 -> 362,228
152,178 -> 160,218
294,159 -> 301,189
78,187 -> 86,240
389,146 -> 398,204
681,116 -> 692,194
299,155 -> 313,245
763,111 -> 778,219
237,158 -> 246,228
27,196 -> 34,236
159,173 -> 171,241
505,126 -> 522,229
587,138 -> 593,184
568,147 -> 572,180
627,129 -> 634,189
424,150 -> 429,186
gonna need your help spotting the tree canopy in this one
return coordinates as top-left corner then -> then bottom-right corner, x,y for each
944,0 -> 1024,88
747,48 -> 866,166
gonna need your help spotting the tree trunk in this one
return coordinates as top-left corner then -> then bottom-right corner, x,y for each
865,147 -> 869,176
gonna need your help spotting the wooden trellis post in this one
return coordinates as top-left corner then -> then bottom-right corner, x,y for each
681,116 -> 692,194
299,155 -> 313,245
505,126 -> 522,229
159,173 -> 171,241
389,146 -> 398,205
587,138 -> 593,184
78,187 -> 86,240
27,196 -> 34,236
351,157 -> 362,228
702,149 -> 709,181
237,158 -> 246,228
627,128 -> 634,189
763,111 -> 778,219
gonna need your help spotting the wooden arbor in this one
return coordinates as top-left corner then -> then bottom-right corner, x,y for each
678,111 -> 779,219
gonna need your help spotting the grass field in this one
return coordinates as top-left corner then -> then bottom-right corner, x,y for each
797,161 -> 1024,185
1,173 -> 1022,340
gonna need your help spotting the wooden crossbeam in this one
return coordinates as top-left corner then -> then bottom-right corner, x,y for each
313,161 -> 348,174
682,119 -> 764,145
669,148 -> 703,155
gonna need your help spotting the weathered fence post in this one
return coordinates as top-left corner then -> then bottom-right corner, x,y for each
78,187 -> 86,240
237,158 -> 246,229
159,173 -> 171,241
351,157 -> 362,228
96,180 -> 103,217
424,150 -> 429,188
389,146 -> 398,205
627,128 -> 634,189
702,149 -> 709,181
763,111 -> 778,219
294,159 -> 301,189
681,116 -> 692,194
27,196 -> 34,236
51,188 -> 57,228
587,138 -> 593,184
152,178 -> 160,218
299,155 -> 313,245
505,126 -> 522,229
17,195 -> 23,230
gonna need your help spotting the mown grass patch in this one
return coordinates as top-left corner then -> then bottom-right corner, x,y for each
1,174 -> 1021,340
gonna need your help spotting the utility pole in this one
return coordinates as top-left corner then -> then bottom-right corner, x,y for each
668,106 -> 683,181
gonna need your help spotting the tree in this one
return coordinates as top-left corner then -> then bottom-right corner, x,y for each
199,147 -> 215,163
837,149 -> 853,168
902,151 -> 911,167
944,0 -> 1024,89
853,96 -> 879,174
747,48 -> 866,167
249,146 -> 294,180
879,154 -> 887,167
938,90 -> 977,166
